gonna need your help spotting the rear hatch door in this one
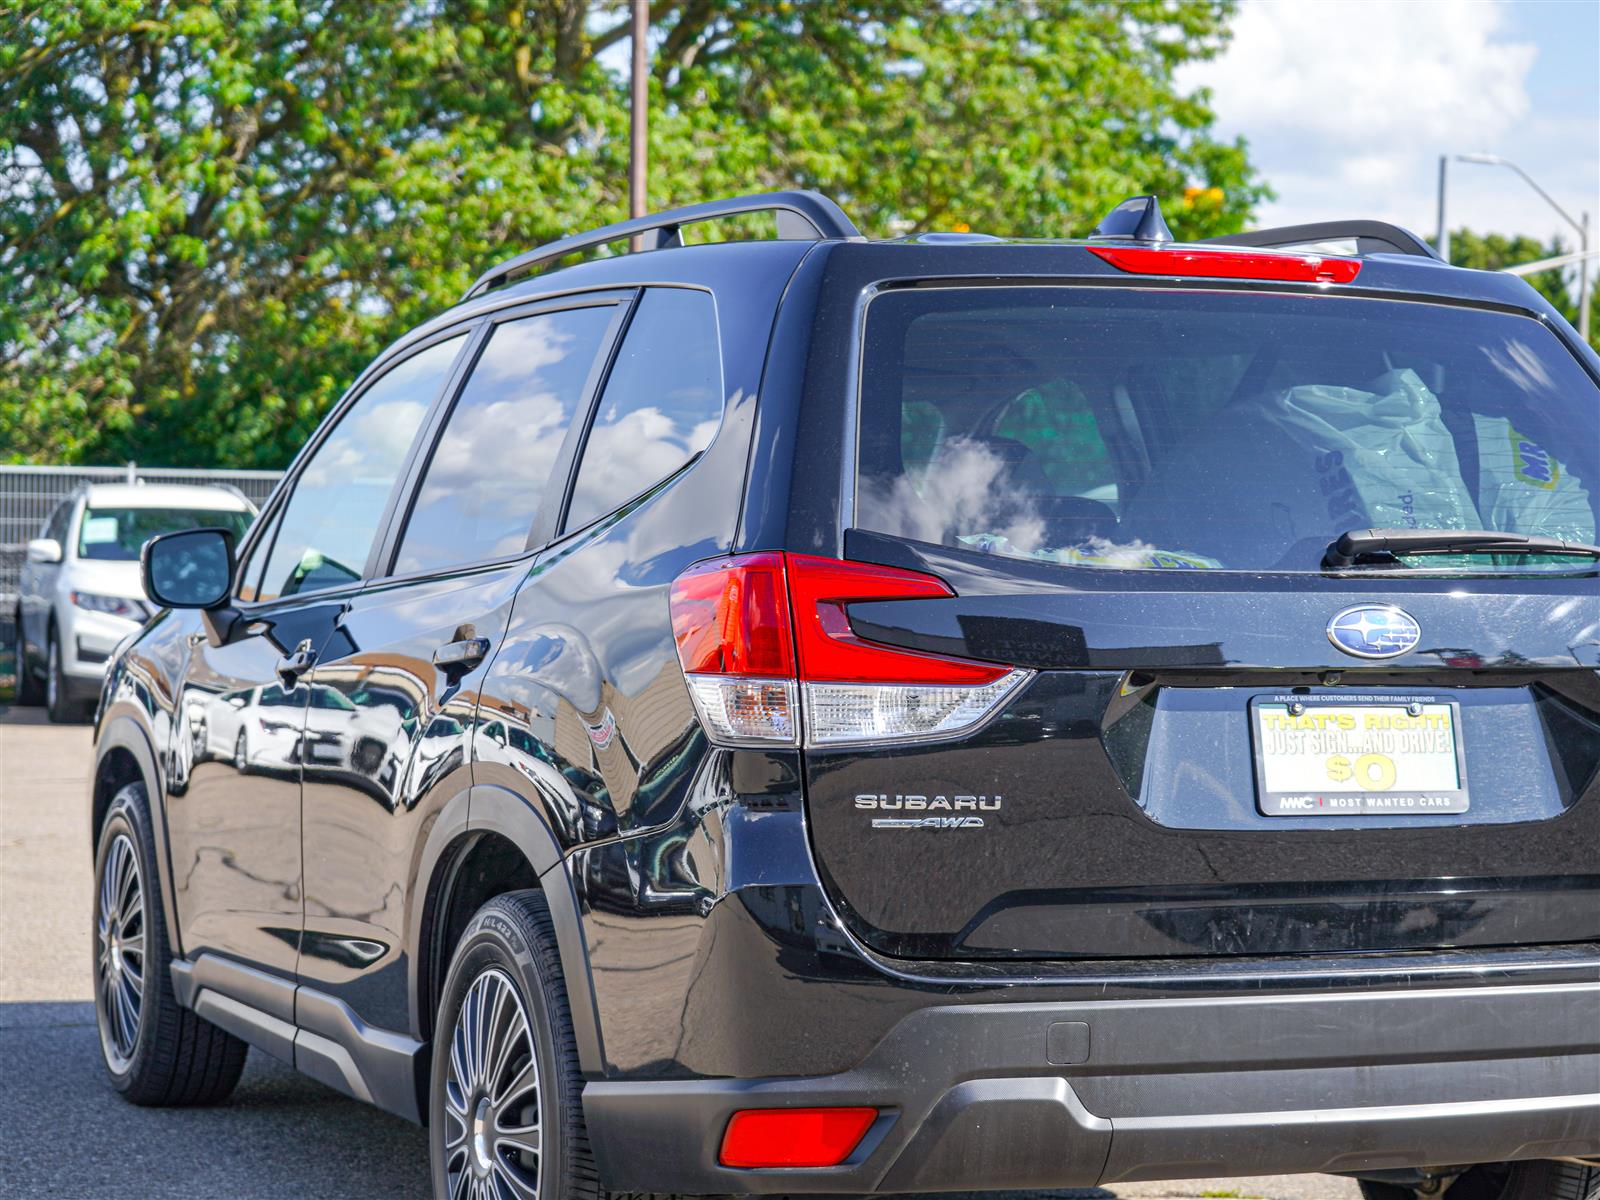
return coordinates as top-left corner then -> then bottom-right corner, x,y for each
803,279 -> 1600,961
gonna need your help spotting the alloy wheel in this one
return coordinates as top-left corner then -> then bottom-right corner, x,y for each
46,635 -> 59,710
95,832 -> 146,1072
442,967 -> 543,1200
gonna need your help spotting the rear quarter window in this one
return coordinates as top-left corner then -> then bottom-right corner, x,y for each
563,287 -> 723,532
856,287 -> 1599,573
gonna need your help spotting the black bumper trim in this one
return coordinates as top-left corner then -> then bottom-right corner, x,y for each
583,978 -> 1600,1193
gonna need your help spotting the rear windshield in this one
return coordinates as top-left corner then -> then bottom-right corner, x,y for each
78,506 -> 253,562
856,288 -> 1598,572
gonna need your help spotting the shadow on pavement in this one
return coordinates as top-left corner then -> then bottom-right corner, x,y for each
1,1001 -> 430,1198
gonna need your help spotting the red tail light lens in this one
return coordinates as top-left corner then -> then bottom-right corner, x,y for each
670,552 -> 794,677
668,553 -> 1031,747
785,554 -> 1006,686
719,1106 -> 878,1169
1088,244 -> 1362,284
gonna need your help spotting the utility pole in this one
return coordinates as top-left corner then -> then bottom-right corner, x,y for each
628,0 -> 648,251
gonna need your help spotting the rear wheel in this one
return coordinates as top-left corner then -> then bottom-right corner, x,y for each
1359,1162 -> 1600,1200
94,782 -> 249,1104
13,609 -> 43,705
430,890 -> 698,1200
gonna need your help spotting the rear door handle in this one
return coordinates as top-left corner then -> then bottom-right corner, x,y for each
275,639 -> 317,689
434,637 -> 490,680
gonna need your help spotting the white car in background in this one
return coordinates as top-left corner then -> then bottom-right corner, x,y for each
14,483 -> 255,721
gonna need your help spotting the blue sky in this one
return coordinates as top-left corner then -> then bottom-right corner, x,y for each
1180,0 -> 1600,258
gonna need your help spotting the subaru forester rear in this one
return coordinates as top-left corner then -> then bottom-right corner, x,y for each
582,196 -> 1600,1200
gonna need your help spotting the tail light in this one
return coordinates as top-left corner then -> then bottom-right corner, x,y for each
669,553 -> 1030,747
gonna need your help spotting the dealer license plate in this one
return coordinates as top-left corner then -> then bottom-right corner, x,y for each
1250,694 -> 1469,816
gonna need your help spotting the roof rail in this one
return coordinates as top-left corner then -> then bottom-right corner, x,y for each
1205,220 -> 1441,261
462,190 -> 861,301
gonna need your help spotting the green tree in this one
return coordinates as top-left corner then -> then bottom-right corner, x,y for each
1,0 -> 1267,468
1449,228 -> 1597,349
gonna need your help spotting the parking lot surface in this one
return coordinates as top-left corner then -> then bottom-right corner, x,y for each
0,704 -> 1355,1199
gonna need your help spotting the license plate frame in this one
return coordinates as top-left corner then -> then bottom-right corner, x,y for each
1249,693 -> 1470,816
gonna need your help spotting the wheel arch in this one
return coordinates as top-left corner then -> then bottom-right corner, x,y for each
409,783 -> 605,1077
92,713 -> 183,959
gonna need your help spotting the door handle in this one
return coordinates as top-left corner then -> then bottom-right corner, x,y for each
433,637 -> 490,681
275,639 -> 317,689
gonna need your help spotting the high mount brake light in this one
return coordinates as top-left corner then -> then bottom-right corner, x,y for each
669,553 -> 1031,747
1088,244 -> 1363,284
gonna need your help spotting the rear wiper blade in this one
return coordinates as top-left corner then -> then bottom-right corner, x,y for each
1324,527 -> 1600,569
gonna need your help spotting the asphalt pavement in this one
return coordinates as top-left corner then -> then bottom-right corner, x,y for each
0,702 -> 1356,1200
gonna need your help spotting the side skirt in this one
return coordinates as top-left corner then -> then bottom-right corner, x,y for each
171,954 -> 426,1123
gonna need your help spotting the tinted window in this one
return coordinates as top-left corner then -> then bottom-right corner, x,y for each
394,307 -> 615,575
858,289 -> 1598,573
258,335 -> 464,599
564,289 -> 722,531
44,501 -> 72,543
77,507 -> 252,562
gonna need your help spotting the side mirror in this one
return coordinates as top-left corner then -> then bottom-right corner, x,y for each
26,538 -> 62,564
141,528 -> 236,610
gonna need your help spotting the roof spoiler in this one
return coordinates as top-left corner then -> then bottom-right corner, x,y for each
1205,220 -> 1440,260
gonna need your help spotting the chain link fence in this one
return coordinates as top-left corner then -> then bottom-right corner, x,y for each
0,465 -> 282,639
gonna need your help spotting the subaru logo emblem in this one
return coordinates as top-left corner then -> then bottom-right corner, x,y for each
1327,604 -> 1422,659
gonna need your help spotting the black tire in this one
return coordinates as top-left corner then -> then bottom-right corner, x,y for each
14,609 -> 43,705
235,729 -> 250,773
430,890 -> 690,1200
45,625 -> 87,723
94,782 -> 249,1105
1360,1162 -> 1600,1200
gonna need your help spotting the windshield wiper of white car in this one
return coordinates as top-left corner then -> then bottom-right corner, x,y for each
1323,527 -> 1600,569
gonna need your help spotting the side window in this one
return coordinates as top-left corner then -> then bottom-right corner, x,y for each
564,288 -> 722,532
235,505 -> 282,603
44,500 -> 72,543
393,305 -> 617,576
256,334 -> 465,601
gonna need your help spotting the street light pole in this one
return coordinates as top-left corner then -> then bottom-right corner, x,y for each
1435,155 -> 1449,263
1584,211 -> 1593,342
1449,153 -> 1590,342
628,0 -> 648,251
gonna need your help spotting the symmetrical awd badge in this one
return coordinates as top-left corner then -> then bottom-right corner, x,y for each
856,793 -> 1000,829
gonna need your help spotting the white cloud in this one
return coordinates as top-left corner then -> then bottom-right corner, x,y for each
1182,0 -> 1597,252
1190,0 -> 1534,145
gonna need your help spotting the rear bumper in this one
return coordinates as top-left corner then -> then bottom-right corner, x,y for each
583,979 -> 1600,1194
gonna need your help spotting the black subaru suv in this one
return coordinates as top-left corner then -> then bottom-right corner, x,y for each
93,191 -> 1599,1200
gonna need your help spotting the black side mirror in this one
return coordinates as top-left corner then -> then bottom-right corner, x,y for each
141,528 -> 236,610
